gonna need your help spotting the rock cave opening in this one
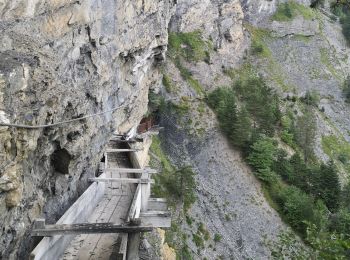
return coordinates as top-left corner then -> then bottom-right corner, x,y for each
51,148 -> 71,175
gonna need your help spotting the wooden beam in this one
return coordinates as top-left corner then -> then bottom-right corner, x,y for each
117,233 -> 128,260
140,211 -> 171,217
127,184 -> 141,222
110,137 -> 143,143
106,149 -> 143,153
106,168 -> 157,174
140,215 -> 171,229
148,198 -> 168,211
89,178 -> 154,184
31,222 -> 153,237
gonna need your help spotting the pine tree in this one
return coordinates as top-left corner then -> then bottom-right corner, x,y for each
231,106 -> 252,148
295,110 -> 316,163
247,135 -> 277,182
318,161 -> 341,212
217,90 -> 237,137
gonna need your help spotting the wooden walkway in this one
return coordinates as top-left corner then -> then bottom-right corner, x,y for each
60,150 -> 134,260
30,133 -> 171,260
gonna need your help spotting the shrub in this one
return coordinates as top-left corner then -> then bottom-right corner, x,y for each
162,74 -> 174,93
300,90 -> 320,107
310,0 -> 325,8
214,234 -> 222,242
251,40 -> 265,55
281,130 -> 294,146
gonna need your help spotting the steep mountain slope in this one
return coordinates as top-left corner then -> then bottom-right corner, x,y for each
152,0 -> 350,259
151,0 -> 289,259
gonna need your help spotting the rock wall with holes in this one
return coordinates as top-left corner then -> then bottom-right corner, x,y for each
0,1 -> 176,258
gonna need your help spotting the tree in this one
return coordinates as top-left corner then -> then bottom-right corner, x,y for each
217,91 -> 237,136
343,76 -> 350,103
342,9 -> 350,45
278,186 -> 317,236
294,110 -> 316,163
160,166 -> 197,212
288,153 -> 310,192
273,149 -> 293,181
242,78 -> 280,136
310,0 -> 325,8
247,135 -> 277,182
230,106 -> 252,148
317,161 -> 341,212
307,223 -> 350,259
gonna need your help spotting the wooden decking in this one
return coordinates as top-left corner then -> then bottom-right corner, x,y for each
60,149 -> 135,260
31,132 -> 171,260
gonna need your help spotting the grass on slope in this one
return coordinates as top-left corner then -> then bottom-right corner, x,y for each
322,135 -> 350,176
272,1 -> 316,22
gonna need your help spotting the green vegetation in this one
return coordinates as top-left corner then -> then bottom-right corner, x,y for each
168,31 -> 209,95
248,27 -> 272,58
173,57 -> 205,95
213,234 -> 222,243
207,68 -> 350,257
294,110 -> 317,162
341,9 -> 350,45
272,1 -> 316,21
168,31 -> 211,62
244,26 -> 292,91
322,134 -> 350,175
310,0 -> 325,8
163,74 -> 176,93
300,90 -> 320,107
343,76 -> 350,102
320,48 -> 341,80
331,1 -> 350,45
150,135 -> 197,259
248,136 -> 278,182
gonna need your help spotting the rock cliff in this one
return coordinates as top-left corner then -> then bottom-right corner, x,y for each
0,0 -> 175,258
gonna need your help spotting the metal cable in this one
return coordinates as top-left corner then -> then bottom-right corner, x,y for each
0,104 -> 129,129
0,88 -> 142,129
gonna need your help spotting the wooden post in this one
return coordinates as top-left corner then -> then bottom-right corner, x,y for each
126,233 -> 140,260
33,219 -> 45,230
140,172 -> 151,212
104,152 -> 108,171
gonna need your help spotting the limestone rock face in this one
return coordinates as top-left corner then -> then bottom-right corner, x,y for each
170,0 -> 246,66
0,0 -> 175,258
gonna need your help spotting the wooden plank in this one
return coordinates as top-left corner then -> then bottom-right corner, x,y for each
127,184 -> 141,222
106,149 -> 143,153
30,173 -> 107,260
148,198 -> 168,211
104,152 -> 108,171
106,168 -> 157,174
31,223 -> 153,236
89,178 -> 154,184
117,233 -> 128,260
110,138 -> 143,143
140,215 -> 172,228
140,211 -> 171,217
